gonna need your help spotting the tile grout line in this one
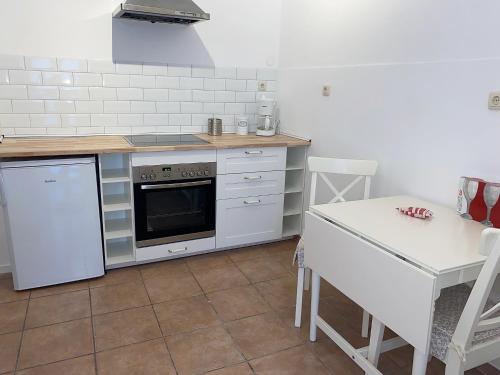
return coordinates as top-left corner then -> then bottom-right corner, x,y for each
89,287 -> 99,375
12,291 -> 30,374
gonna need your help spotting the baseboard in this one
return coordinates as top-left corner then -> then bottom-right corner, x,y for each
0,263 -> 11,274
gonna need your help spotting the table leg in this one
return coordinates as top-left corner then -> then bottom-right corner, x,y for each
412,349 -> 428,375
367,317 -> 385,369
309,270 -> 321,342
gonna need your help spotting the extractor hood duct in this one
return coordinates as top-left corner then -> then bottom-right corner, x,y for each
113,0 -> 210,25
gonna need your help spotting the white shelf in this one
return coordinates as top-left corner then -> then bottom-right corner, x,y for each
284,186 -> 303,194
105,218 -> 133,240
283,215 -> 301,237
283,208 -> 302,217
106,237 -> 134,266
286,164 -> 304,171
101,168 -> 130,183
102,194 -> 132,212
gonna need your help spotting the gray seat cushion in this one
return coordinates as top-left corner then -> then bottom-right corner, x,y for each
293,237 -> 305,268
430,284 -> 500,361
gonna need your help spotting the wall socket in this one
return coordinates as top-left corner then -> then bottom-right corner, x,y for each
489,92 -> 500,110
322,85 -> 331,97
258,81 -> 267,92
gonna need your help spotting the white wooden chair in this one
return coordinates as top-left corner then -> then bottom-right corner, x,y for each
367,228 -> 500,374
294,156 -> 378,339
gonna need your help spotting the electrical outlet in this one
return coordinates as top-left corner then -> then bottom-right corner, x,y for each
322,85 -> 331,97
258,81 -> 267,92
489,92 -> 500,110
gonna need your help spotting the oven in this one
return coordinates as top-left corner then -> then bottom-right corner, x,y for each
133,162 -> 216,248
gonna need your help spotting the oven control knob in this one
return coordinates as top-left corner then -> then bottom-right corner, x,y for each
197,171 -> 203,176
150,174 -> 156,179
181,171 -> 187,177
204,170 -> 209,176
189,171 -> 195,177
141,174 -> 147,180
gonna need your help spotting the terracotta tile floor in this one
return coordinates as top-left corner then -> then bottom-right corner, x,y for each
0,239 -> 498,374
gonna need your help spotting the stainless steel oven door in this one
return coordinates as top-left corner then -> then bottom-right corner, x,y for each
134,177 -> 216,247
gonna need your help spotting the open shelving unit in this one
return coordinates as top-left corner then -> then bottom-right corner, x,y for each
98,153 -> 135,268
282,146 -> 308,238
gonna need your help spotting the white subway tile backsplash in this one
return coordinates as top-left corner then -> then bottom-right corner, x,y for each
103,74 -> 130,88
91,114 -> 117,126
131,101 -> 155,113
144,89 -> 169,101
89,87 -> 117,100
181,102 -> 203,113
0,85 -> 27,99
118,114 -> 143,126
156,76 -> 179,89
0,100 -> 12,113
144,114 -> 169,126
117,88 -> 143,100
116,63 -> 142,75
257,68 -> 277,81
204,79 -> 225,91
45,100 -> 75,114
266,81 -> 277,91
74,73 -> 102,87
12,100 -> 44,113
0,55 -> 25,70
30,114 -> 61,127
192,90 -> 214,103
0,54 -> 262,136
214,91 -> 235,103
215,67 -> 236,79
60,87 -> 89,100
75,101 -> 103,114
25,56 -> 57,71
237,68 -> 257,80
0,114 -> 30,127
169,89 -> 192,102
130,75 -> 155,88
88,60 -> 115,74
142,64 -> 167,76
226,80 -> 246,91
235,92 -> 255,103
256,92 -> 276,101
28,86 -> 59,100
42,72 -> 73,86
57,58 -> 87,72
8,70 -> 42,85
156,102 -> 180,113
203,103 -> 225,114
0,70 -> 10,84
225,103 -> 246,115
104,101 -> 131,113
192,67 -> 214,78
0,128 -> 15,136
61,114 -> 91,127
169,114 -> 191,125
180,77 -> 204,90
168,65 -> 191,77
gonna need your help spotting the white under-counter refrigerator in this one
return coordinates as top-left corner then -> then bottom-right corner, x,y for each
0,157 -> 104,290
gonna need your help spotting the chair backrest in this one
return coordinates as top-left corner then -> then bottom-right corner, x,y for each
452,228 -> 500,353
307,157 -> 378,207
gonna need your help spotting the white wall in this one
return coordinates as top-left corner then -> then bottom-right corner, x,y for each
0,0 -> 282,68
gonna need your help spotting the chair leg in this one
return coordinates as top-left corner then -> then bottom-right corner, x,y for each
444,350 -> 464,375
412,349 -> 428,375
294,267 -> 305,328
304,267 -> 311,291
310,271 -> 321,342
361,310 -> 370,338
366,317 -> 385,370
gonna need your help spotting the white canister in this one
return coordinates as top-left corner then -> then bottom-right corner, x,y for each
236,115 -> 249,135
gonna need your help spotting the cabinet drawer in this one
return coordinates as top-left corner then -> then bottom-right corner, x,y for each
216,194 -> 284,249
217,147 -> 286,174
217,170 -> 285,199
135,237 -> 215,262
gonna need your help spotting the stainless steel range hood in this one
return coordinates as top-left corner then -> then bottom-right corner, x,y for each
113,0 -> 210,24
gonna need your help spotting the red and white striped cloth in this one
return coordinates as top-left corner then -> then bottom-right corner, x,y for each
396,207 -> 433,219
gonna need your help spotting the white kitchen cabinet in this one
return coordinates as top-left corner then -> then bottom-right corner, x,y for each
216,147 -> 286,174
217,170 -> 285,199
216,194 -> 284,249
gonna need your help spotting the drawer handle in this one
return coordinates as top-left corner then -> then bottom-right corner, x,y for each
245,150 -> 263,155
244,175 -> 262,181
244,199 -> 261,205
168,247 -> 188,254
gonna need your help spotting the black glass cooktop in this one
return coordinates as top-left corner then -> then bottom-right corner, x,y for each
124,134 -> 209,146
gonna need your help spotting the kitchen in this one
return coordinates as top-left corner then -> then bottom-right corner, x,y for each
0,1 -> 499,374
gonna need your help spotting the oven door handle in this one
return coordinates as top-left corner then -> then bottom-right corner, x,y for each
141,180 -> 212,190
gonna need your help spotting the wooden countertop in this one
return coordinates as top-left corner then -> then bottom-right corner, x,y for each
0,133 -> 310,158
